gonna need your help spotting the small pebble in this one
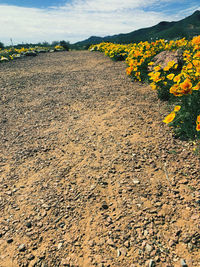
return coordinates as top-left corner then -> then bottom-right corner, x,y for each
149,259 -> 156,267
58,243 -> 63,250
61,257 -> 70,266
145,244 -> 153,253
7,238 -> 13,244
27,254 -> 35,260
18,244 -> 26,252
117,249 -> 121,257
26,222 -> 32,228
119,247 -> 127,256
101,202 -> 109,210
124,240 -> 130,248
133,179 -> 140,184
180,259 -> 187,267
107,238 -> 115,247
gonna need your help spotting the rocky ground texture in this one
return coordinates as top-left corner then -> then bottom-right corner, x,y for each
0,51 -> 199,267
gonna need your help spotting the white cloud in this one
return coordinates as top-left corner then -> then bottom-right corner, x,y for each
0,0 -> 199,45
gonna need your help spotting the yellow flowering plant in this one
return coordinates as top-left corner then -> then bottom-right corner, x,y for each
165,36 -> 200,139
148,60 -> 180,101
89,36 -> 200,140
125,40 -> 166,82
0,46 -> 51,62
89,43 -> 129,61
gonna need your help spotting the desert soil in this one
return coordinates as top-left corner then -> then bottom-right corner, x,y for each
0,51 -> 199,267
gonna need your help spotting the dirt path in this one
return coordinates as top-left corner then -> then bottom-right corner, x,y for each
0,51 -> 199,267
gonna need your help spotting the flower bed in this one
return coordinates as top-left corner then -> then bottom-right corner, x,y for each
89,36 -> 200,140
0,45 -> 65,62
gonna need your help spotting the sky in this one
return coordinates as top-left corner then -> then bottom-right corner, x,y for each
0,0 -> 199,45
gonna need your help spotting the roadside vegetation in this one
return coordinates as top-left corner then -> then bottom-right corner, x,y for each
1,35 -> 199,143
0,40 -> 73,62
89,36 -> 200,142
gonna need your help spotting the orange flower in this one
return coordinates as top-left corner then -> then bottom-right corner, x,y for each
193,82 -> 200,90
126,66 -> 133,75
194,51 -> 200,58
148,62 -> 154,66
180,78 -> 193,94
173,74 -> 182,84
186,62 -> 193,69
154,65 -> 161,71
150,82 -> 157,90
167,73 -> 175,80
192,35 -> 200,45
164,60 -> 176,71
170,84 -> 182,96
192,60 -> 200,67
174,105 -> 181,112
163,112 -> 176,124
174,64 -> 178,69
163,66 -> 170,71
196,124 -> 200,131
197,115 -> 200,124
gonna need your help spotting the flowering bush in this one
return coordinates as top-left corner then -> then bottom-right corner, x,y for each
89,36 -> 200,140
162,36 -> 200,139
0,45 -> 64,62
148,60 -> 179,101
90,42 -> 130,61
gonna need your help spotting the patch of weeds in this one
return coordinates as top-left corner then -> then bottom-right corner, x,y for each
192,141 -> 200,157
180,172 -> 188,177
168,150 -> 178,154
188,185 -> 196,191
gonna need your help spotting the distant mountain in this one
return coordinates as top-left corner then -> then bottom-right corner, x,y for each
75,10 -> 200,47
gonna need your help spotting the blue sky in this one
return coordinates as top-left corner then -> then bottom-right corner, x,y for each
0,0 -> 68,8
0,0 -> 199,45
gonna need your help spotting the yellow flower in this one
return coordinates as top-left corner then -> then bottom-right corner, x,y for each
192,35 -> 200,45
164,61 -> 175,71
167,73 -> 175,80
180,78 -> 193,94
136,71 -> 140,77
173,74 -> 181,84
148,62 -> 154,66
126,66 -> 133,75
195,71 -> 200,77
150,82 -> 157,90
174,105 -> 181,112
196,124 -> 200,131
149,72 -> 162,82
174,64 -> 178,69
193,82 -> 200,90
163,66 -> 170,71
192,60 -> 200,67
170,84 -> 182,96
194,51 -> 200,58
163,112 -> 176,124
148,71 -> 154,77
186,62 -> 193,69
197,115 -> 200,124
154,65 -> 161,71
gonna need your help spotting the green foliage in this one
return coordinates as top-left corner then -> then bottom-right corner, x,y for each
90,36 -> 200,141
51,41 -> 60,47
0,41 -> 4,49
59,40 -> 70,51
170,93 -> 200,140
76,10 -> 200,47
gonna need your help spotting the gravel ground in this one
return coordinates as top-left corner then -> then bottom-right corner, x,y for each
0,51 -> 199,267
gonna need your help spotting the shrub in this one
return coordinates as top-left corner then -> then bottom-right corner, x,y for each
59,40 -> 70,51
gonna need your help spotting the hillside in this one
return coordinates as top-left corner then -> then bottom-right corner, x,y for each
75,10 -> 200,47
